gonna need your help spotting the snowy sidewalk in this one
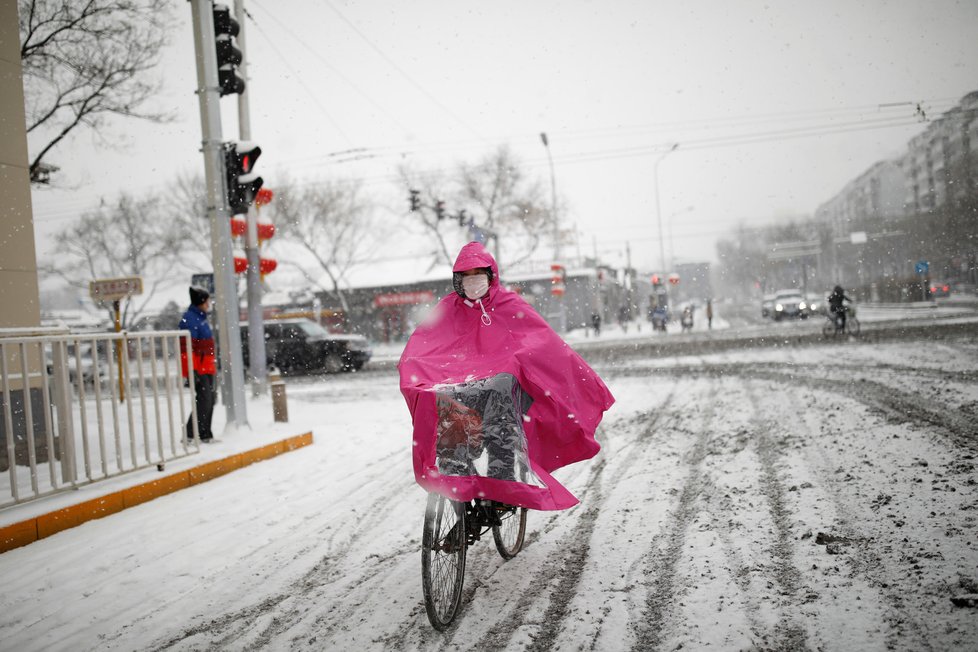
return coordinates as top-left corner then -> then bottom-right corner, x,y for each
0,391 -> 314,553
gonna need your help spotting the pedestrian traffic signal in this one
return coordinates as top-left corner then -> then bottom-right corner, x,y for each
409,189 -> 420,212
435,200 -> 446,220
224,141 -> 263,215
213,3 -> 245,96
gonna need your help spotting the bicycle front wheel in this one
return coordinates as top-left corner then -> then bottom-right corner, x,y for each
846,317 -> 861,336
421,493 -> 467,630
822,319 -> 836,337
492,504 -> 527,559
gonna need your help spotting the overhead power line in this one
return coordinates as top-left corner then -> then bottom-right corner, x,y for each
249,0 -> 413,136
246,11 -> 353,147
321,0 -> 489,144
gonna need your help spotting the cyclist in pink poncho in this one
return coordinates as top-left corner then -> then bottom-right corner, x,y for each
398,241 -> 614,511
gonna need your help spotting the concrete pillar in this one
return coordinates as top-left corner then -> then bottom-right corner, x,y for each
0,0 -> 42,329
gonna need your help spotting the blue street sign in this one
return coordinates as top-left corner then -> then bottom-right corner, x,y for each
191,273 -> 215,296
914,260 -> 929,276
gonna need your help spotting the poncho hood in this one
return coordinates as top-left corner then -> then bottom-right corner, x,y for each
398,242 -> 615,510
451,240 -> 498,299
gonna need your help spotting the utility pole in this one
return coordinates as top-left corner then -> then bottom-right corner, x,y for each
654,143 -> 679,274
234,0 -> 267,397
625,240 -> 633,319
541,132 -> 566,332
190,0 -> 248,427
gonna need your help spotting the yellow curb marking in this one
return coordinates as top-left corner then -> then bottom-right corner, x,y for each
0,432 -> 313,554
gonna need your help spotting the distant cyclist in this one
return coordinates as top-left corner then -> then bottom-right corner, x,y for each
827,285 -> 853,329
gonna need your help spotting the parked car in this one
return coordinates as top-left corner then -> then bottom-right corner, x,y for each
240,318 -> 371,374
772,290 -> 808,320
45,342 -> 105,386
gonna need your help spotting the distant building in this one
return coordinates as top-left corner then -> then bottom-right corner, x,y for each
270,252 -> 625,343
903,91 -> 978,214
816,91 -> 978,230
815,159 -> 906,234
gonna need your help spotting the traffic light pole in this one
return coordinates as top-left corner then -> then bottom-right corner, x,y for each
234,0 -> 268,397
190,0 -> 248,427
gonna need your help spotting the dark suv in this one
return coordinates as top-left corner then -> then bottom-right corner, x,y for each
240,318 -> 371,374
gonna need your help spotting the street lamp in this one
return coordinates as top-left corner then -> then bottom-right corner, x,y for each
668,204 -> 694,270
540,132 -> 559,260
654,143 -> 679,274
540,132 -> 566,332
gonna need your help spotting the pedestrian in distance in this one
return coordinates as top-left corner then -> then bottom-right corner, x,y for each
179,286 -> 217,443
706,298 -> 713,330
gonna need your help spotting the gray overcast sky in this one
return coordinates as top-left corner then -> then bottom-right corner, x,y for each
29,0 -> 978,274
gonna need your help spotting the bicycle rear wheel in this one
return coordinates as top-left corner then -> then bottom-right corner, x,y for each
421,493 -> 466,630
846,317 -> 860,336
492,504 -> 527,559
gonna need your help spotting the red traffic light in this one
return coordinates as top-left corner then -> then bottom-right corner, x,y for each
224,141 -> 264,215
651,274 -> 661,285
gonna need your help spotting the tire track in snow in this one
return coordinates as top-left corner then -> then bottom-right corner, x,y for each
629,377 -> 717,651
632,363 -> 977,453
741,380 -> 811,651
774,381 -> 938,651
147,472 -> 417,650
465,383 -> 680,652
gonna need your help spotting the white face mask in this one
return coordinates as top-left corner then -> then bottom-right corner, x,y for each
462,273 -> 489,300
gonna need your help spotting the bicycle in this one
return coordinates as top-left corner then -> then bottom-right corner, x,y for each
421,493 -> 527,630
821,305 -> 860,337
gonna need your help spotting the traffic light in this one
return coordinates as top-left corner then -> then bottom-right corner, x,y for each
651,274 -> 661,286
457,209 -> 467,227
224,141 -> 263,215
213,3 -> 245,96
409,189 -> 420,212
435,200 -> 445,220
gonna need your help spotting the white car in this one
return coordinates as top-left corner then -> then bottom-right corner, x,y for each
772,291 -> 808,320
806,293 -> 826,316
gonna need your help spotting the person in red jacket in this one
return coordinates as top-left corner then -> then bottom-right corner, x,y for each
180,286 -> 217,442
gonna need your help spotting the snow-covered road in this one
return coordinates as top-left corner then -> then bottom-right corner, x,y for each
1,334 -> 976,651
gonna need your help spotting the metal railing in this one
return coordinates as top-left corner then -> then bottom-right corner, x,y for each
0,329 -> 200,509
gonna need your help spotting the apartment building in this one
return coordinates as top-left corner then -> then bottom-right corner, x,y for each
904,91 -> 978,213
814,158 -> 905,235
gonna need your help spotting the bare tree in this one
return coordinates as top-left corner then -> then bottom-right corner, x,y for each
271,178 -> 376,313
400,146 -> 550,268
165,171 -> 211,260
19,0 -> 174,183
44,193 -> 185,326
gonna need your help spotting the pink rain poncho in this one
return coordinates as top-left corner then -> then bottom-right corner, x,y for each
398,242 -> 615,510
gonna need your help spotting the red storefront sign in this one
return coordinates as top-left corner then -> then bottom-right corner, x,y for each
374,290 -> 435,308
